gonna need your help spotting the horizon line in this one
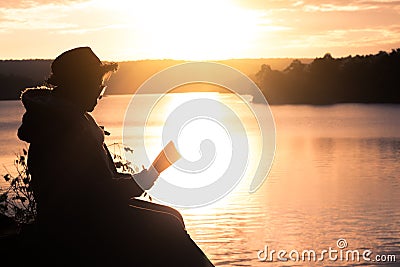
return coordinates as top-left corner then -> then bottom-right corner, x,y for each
0,56 -> 315,62
1,47 -> 398,62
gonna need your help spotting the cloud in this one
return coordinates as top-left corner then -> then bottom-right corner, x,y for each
303,4 -> 373,12
301,1 -> 400,12
57,24 -> 127,35
234,0 -> 400,12
254,0 -> 400,33
254,26 -> 400,58
243,0 -> 400,57
1,0 -> 399,59
0,0 -> 88,9
0,0 -> 125,33
0,4 -> 77,31
359,0 -> 400,7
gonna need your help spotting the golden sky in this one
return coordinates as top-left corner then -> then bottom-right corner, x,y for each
0,0 -> 399,60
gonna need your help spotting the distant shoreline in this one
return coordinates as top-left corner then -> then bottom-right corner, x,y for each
1,50 -> 399,104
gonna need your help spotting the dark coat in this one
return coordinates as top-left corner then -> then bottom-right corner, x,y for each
18,88 -> 143,216
16,88 -> 215,266
17,88 -> 144,262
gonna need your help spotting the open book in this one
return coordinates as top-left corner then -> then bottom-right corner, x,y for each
151,141 -> 181,174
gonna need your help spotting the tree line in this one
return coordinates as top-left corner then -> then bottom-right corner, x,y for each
1,50 -> 399,104
0,59 -> 50,100
254,48 -> 400,104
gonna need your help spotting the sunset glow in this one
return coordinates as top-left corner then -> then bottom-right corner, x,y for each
142,92 -> 261,192
0,0 -> 400,60
116,0 -> 263,60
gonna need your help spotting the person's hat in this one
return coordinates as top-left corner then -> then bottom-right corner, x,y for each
48,47 -> 118,85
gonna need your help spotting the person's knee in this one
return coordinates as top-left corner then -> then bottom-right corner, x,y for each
129,199 -> 185,228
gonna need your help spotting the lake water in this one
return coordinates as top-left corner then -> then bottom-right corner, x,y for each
0,94 -> 399,266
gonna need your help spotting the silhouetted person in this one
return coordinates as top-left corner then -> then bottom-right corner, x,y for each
17,47 -> 214,266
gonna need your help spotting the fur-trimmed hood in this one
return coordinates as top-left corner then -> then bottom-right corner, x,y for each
17,88 -> 102,144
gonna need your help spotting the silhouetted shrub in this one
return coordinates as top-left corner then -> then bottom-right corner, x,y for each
0,143 -> 145,228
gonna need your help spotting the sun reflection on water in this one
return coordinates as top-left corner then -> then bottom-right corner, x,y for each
141,91 -> 262,200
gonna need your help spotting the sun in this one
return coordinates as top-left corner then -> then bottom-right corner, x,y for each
113,0 -> 262,60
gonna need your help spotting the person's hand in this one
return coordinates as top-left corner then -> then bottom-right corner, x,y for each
131,165 -> 159,190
